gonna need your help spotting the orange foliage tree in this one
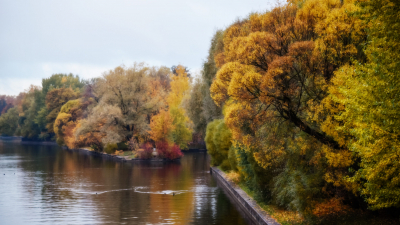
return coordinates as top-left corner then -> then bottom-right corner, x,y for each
148,109 -> 174,144
208,0 -> 367,216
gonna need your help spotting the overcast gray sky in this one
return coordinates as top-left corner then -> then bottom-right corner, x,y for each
0,0 -> 274,95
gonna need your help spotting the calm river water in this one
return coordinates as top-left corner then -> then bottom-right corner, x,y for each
0,138 -> 248,225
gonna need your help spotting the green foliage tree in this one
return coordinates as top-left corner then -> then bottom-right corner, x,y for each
0,98 -> 6,115
184,77 -> 207,136
205,119 -> 232,170
42,73 -> 84,96
0,107 -> 19,136
16,86 -> 46,139
170,107 -> 192,149
201,30 -> 224,125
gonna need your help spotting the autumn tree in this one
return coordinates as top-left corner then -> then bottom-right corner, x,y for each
76,64 -> 166,147
324,0 -> 400,209
211,1 -> 364,150
45,88 -> 79,133
167,65 -> 193,149
53,97 -> 94,148
148,109 -> 174,144
149,66 -> 171,91
0,95 -> 16,115
10,73 -> 84,140
171,65 -> 190,77
208,0 -> 368,216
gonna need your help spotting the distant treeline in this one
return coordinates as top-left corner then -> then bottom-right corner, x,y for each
0,64 -> 212,159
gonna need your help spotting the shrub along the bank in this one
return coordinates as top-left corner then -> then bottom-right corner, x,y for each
205,119 -> 232,170
104,143 -> 118,154
138,143 -> 153,159
156,141 -> 183,160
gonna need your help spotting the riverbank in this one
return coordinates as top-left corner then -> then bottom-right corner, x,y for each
210,167 -> 280,225
212,167 -> 400,225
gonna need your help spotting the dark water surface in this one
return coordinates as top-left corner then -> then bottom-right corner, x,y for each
0,139 -> 248,225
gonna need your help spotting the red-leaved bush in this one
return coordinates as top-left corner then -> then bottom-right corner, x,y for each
156,141 -> 169,158
156,141 -> 183,160
138,142 -> 153,159
168,144 -> 183,160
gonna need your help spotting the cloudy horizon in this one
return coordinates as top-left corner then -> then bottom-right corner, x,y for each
0,0 -> 274,95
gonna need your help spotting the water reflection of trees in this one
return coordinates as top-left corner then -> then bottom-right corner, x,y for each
10,145 -> 248,224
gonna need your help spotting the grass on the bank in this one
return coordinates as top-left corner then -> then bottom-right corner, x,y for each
237,181 -> 304,225
238,182 -> 400,225
217,166 -> 302,224
218,168 -> 400,225
114,150 -> 136,159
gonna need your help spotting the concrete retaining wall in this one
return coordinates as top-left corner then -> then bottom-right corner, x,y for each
211,167 -> 280,225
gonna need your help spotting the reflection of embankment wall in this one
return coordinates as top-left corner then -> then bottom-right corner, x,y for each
210,167 -> 280,225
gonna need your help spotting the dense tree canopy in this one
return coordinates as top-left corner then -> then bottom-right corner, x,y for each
76,64 -> 167,145
0,74 -> 85,140
0,107 -> 19,136
206,0 -> 400,221
324,0 -> 400,209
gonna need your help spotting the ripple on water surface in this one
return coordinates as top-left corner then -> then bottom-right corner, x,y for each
0,141 -> 249,225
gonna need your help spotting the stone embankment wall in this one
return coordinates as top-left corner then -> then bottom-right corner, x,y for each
211,167 -> 281,225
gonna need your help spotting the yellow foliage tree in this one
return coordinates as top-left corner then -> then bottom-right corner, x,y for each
167,65 -> 190,108
323,0 -> 400,209
148,109 -> 174,143
166,65 -> 193,149
209,0 -> 367,215
211,1 -> 363,167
